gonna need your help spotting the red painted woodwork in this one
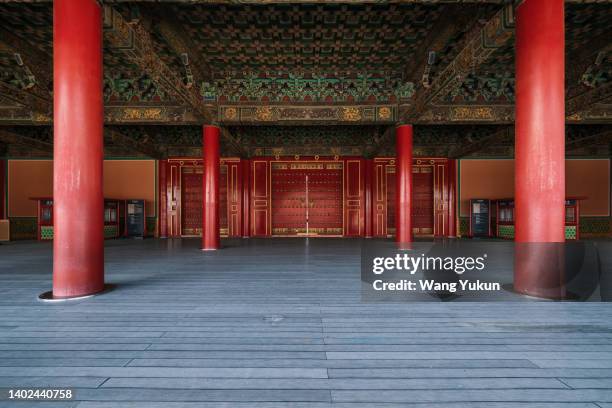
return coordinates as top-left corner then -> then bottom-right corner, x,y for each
447,159 -> 457,237
161,155 -> 452,240
251,160 -> 271,236
167,160 -> 181,236
202,126 -> 220,250
53,0 -> 104,298
364,159 -> 373,238
0,159 -> 5,219
164,158 -> 242,238
241,159 -> 251,237
220,166 -> 228,234
222,160 -> 242,237
396,125 -> 413,245
271,161 -> 343,236
413,166 -> 434,235
373,157 -> 452,238
158,160 -> 168,238
514,0 -> 566,298
344,159 -> 365,237
181,167 -> 202,236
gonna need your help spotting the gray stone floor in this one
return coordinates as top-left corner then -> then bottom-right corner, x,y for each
1,237 -> 612,407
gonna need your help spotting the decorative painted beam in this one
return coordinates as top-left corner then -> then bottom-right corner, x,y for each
104,105 -> 199,124
415,104 -> 515,124
0,128 -> 52,154
104,127 -> 164,159
218,105 -> 396,124
102,5 -> 215,123
401,3 -> 515,122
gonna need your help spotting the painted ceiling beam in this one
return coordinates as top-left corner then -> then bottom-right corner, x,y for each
102,5 -> 215,124
0,128 -> 52,154
400,3 -> 515,123
104,127 -> 164,159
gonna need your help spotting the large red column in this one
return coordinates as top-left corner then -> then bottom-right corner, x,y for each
52,0 -> 104,298
514,0 -> 566,298
396,125 -> 413,248
202,125 -> 220,250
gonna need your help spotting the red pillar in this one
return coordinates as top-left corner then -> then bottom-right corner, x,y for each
241,159 -> 251,238
202,125 -> 220,250
447,159 -> 457,238
514,0 -> 566,298
396,125 -> 413,248
364,159 -> 373,238
52,0 -> 104,298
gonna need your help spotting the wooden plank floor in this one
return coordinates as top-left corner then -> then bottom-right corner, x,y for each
0,237 -> 612,407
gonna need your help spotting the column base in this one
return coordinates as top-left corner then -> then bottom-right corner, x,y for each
200,248 -> 219,251
38,284 -> 115,303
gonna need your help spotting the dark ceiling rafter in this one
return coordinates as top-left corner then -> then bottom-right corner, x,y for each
102,5 -> 215,123
566,128 -> 612,150
105,126 -> 164,159
0,127 -> 52,153
400,3 -> 515,123
142,7 -> 214,87
448,126 -> 513,158
0,28 -> 51,114
402,8 -> 473,87
565,27 -> 612,116
364,125 -> 395,158
99,5 -> 260,155
220,126 -> 248,157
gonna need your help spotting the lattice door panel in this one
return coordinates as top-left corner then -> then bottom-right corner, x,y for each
181,168 -> 202,236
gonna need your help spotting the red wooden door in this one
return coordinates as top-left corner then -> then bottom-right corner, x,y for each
412,166 -> 434,235
271,162 -> 343,236
180,167 -> 202,236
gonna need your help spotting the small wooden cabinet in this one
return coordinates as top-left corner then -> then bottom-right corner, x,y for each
31,197 -> 123,241
494,197 -> 582,240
